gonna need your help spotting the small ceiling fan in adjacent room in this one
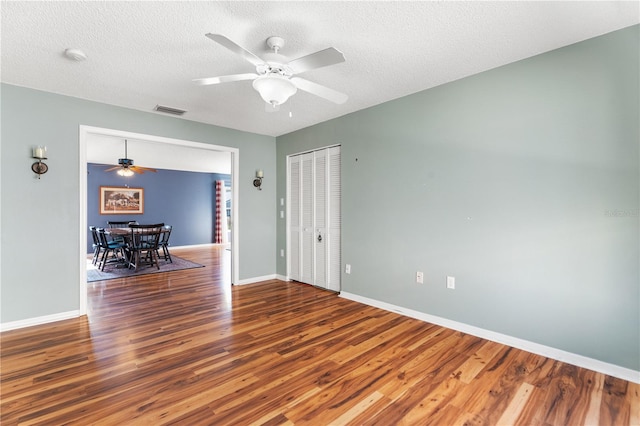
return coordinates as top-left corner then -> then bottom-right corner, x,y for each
104,139 -> 157,177
193,34 -> 348,109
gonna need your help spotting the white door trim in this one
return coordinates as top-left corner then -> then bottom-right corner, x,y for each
78,125 -> 240,315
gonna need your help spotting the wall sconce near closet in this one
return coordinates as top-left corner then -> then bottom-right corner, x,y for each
31,146 -> 49,179
253,169 -> 264,190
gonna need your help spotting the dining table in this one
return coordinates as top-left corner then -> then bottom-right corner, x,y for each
105,226 -> 168,270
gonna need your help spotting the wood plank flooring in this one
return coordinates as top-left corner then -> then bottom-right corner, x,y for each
1,246 -> 638,425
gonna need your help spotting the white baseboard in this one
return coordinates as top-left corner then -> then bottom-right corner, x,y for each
340,292 -> 640,384
234,274 -> 278,286
276,274 -> 289,281
1,310 -> 81,332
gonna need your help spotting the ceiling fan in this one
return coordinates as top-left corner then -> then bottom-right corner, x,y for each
193,34 -> 348,108
104,140 -> 157,177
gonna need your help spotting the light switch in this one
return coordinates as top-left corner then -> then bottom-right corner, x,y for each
447,276 -> 455,289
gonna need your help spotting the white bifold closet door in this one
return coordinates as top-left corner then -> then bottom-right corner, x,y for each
288,146 -> 341,291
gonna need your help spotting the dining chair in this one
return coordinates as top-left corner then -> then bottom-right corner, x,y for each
107,221 -> 131,228
127,226 -> 162,271
107,221 -> 130,244
89,226 -> 102,265
97,228 -> 127,271
157,225 -> 173,263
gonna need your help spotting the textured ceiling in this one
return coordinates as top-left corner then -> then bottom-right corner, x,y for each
2,1 -> 638,137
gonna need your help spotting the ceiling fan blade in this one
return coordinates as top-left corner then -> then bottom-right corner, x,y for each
205,33 -> 264,67
103,166 -> 122,172
193,73 -> 258,86
287,47 -> 345,74
132,166 -> 157,173
291,77 -> 348,104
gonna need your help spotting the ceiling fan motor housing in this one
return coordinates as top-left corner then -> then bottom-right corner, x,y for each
118,158 -> 134,167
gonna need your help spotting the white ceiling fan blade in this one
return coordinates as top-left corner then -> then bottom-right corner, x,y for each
205,33 -> 264,67
193,73 -> 258,86
287,47 -> 345,74
291,77 -> 348,104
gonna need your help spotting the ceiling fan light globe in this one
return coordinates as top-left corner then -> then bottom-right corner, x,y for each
252,74 -> 297,106
117,168 -> 134,177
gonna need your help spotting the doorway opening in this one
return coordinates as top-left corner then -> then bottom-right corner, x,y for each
78,125 -> 240,315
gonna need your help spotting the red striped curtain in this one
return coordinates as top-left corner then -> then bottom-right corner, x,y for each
214,180 -> 224,244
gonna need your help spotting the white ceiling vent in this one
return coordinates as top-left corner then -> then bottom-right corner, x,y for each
154,104 -> 187,116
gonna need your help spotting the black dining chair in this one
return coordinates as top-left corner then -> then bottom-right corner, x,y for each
107,221 -> 131,228
89,226 -> 102,265
127,225 -> 163,271
156,225 -> 173,263
129,223 -> 164,228
107,221 -> 130,244
97,228 -> 127,271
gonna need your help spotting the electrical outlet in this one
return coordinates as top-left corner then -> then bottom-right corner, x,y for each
345,264 -> 351,274
416,271 -> 424,284
447,276 -> 455,289
280,249 -> 285,257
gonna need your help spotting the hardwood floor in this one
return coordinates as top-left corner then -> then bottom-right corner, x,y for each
1,246 -> 638,425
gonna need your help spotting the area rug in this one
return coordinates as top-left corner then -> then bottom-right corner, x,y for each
87,255 -> 204,282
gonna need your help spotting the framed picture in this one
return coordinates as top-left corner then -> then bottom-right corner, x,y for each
100,186 -> 144,215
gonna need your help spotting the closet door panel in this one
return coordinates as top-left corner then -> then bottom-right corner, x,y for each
300,153 -> 314,284
288,156 -> 301,281
327,146 -> 341,291
314,149 -> 328,289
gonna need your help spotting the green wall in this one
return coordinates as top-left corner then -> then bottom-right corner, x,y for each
1,85 -> 276,323
276,25 -> 640,370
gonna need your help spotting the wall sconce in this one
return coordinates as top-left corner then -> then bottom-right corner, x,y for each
31,146 -> 48,179
253,169 -> 264,190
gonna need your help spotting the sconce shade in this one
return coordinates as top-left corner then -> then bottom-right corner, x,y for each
252,74 -> 297,106
32,146 -> 47,159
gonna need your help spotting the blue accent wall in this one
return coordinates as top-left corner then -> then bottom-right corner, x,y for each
87,163 -> 230,253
